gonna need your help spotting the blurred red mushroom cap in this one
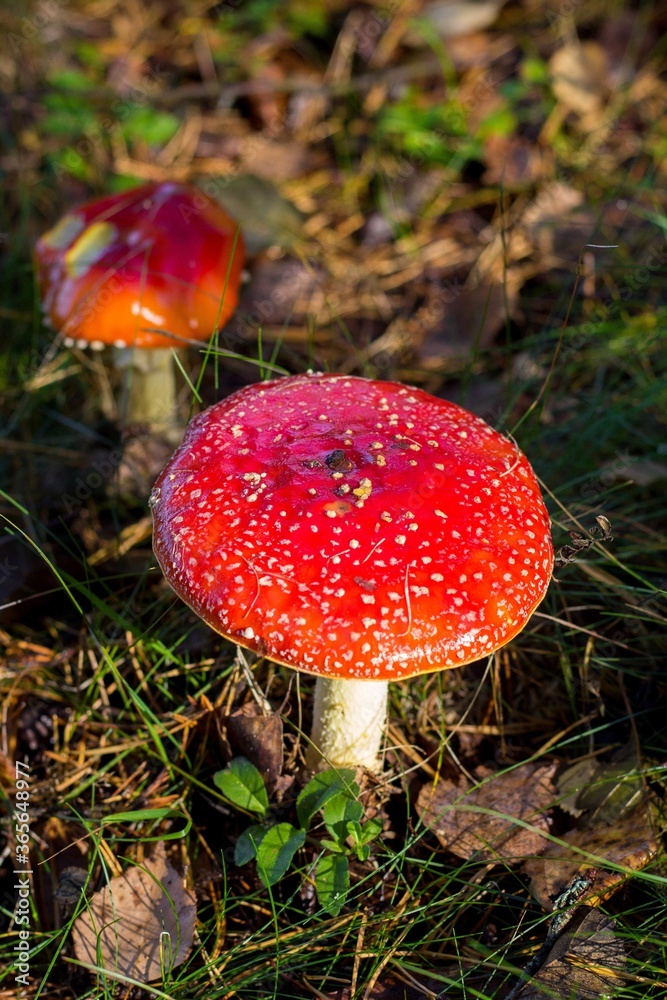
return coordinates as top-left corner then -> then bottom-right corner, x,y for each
35,182 -> 245,350
150,373 -> 553,680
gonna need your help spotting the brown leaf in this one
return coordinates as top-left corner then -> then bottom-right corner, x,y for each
226,704 -> 284,785
416,762 -> 557,861
72,843 -> 196,983
206,174 -> 304,254
405,0 -> 506,43
514,909 -> 626,999
525,804 -> 658,910
549,42 -> 609,119
520,182 -> 595,261
419,281 -> 519,366
558,745 -> 643,825
557,758 -> 599,818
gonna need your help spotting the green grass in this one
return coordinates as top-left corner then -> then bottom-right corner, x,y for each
1,3 -> 667,997
1,269 -> 664,998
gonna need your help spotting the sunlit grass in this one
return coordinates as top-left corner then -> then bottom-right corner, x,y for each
1,14 -> 667,999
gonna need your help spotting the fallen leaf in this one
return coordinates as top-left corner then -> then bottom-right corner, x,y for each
55,866 -> 91,916
117,433 -> 175,499
557,745 -> 643,824
525,804 -> 658,910
609,458 -> 667,486
232,256 -> 325,331
204,174 -> 304,254
557,758 -> 599,818
514,909 -> 626,999
405,0 -> 505,43
520,182 -> 595,261
72,843 -> 196,982
416,762 -> 557,861
419,281 -> 519,366
225,704 -> 284,785
549,41 -> 609,119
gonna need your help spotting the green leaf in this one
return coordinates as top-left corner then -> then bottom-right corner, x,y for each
348,818 -> 383,860
41,95 -> 96,136
315,853 -> 349,916
121,106 -> 180,146
255,823 -> 305,887
322,792 -> 363,844
476,105 -> 517,140
521,57 -> 550,85
320,838 -> 345,854
47,68 -> 94,91
50,148 -> 92,182
354,818 -> 383,848
296,769 -> 357,829
234,824 -> 266,865
213,757 -> 269,816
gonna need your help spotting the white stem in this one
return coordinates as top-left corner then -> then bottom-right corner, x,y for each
308,677 -> 388,772
114,347 -> 182,443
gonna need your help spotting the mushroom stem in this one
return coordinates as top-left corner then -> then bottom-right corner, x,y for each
115,347 -> 182,443
308,677 -> 388,772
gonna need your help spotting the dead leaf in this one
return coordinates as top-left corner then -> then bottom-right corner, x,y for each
240,138 -> 315,182
117,432 -> 175,499
608,458 -> 667,486
225,704 -> 284,785
514,909 -> 626,999
405,0 -> 505,43
204,174 -> 305,254
557,745 -> 643,824
525,804 -> 658,910
72,843 -> 196,982
520,182 -> 595,261
232,256 -> 325,331
416,762 -> 557,861
557,758 -> 599,818
419,281 -> 519,367
55,866 -> 92,916
549,41 -> 609,119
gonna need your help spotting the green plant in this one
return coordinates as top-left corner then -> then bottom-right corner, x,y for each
213,759 -> 382,915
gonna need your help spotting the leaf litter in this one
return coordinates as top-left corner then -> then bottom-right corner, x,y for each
525,802 -> 658,912
72,841 -> 196,983
416,760 -> 557,861
2,1 -> 667,997
510,908 -> 627,1000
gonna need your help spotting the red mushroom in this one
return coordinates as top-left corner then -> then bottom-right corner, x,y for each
35,182 -> 245,440
150,372 -> 553,770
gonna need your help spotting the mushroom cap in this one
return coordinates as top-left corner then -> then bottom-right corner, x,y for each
151,372 -> 553,680
35,182 -> 245,350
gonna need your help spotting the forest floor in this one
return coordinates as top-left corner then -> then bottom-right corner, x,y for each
1,1 -> 666,997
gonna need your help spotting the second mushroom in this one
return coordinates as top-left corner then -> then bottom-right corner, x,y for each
150,372 -> 553,771
36,182 -> 245,443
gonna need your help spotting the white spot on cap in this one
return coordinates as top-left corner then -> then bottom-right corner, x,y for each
130,302 -> 165,326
